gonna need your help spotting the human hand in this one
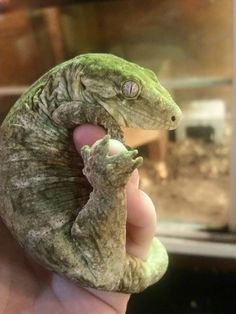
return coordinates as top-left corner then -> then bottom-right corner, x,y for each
0,124 -> 157,314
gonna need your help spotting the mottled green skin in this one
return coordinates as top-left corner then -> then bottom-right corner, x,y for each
0,54 -> 181,293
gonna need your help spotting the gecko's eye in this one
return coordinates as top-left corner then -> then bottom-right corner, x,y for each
121,80 -> 140,98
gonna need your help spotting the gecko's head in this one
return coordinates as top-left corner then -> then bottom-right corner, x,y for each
77,54 -> 182,130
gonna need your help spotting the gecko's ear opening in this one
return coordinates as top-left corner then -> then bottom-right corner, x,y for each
80,75 -> 117,98
79,78 -> 86,91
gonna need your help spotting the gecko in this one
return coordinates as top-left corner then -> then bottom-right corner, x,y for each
0,53 -> 182,293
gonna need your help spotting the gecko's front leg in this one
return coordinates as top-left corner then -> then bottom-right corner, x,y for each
71,135 -> 143,291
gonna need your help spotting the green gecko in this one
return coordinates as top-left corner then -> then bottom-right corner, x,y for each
0,53 -> 181,293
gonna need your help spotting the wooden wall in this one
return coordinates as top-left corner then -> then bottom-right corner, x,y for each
0,0 -> 233,121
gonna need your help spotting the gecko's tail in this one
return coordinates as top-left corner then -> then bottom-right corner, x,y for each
117,237 -> 169,293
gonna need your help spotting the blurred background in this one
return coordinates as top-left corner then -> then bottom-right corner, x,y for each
0,0 -> 236,313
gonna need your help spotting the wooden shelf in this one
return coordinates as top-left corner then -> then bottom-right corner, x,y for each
157,221 -> 236,260
160,235 -> 236,259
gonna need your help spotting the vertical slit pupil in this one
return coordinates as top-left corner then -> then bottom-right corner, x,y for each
129,83 -> 133,96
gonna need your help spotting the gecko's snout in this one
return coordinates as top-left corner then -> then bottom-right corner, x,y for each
168,106 -> 182,130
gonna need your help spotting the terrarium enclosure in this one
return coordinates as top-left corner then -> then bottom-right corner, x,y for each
0,0 -> 235,244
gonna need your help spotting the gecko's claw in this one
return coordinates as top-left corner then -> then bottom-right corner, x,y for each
82,136 -> 143,188
80,145 -> 91,163
92,134 -> 111,157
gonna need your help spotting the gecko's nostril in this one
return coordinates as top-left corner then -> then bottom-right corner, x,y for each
171,115 -> 176,122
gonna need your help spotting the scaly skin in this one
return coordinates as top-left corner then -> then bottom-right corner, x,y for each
0,54 -> 181,293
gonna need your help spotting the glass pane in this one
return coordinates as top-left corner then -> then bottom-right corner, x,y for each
0,0 -> 233,229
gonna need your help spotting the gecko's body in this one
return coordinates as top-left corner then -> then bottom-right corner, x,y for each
0,54 -> 181,293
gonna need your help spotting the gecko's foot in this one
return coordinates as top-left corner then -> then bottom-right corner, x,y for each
81,135 -> 143,188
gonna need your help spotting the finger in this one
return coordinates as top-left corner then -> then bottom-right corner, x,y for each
73,124 -> 106,151
126,182 -> 157,260
73,125 -> 125,156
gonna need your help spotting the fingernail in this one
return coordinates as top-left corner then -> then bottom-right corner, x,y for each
107,139 -> 126,155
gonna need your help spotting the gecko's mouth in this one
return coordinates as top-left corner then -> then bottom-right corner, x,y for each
98,97 -> 182,132
98,121 -> 124,143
